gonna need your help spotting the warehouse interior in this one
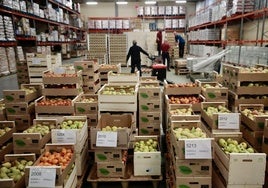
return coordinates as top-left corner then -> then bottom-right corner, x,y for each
0,0 -> 268,188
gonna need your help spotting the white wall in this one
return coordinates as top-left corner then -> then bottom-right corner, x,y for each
81,3 -> 116,17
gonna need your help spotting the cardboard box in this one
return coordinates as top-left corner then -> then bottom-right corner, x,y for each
25,144 -> 75,188
133,136 -> 161,176
35,96 -> 78,114
0,154 -> 36,188
13,119 -> 57,154
139,99 -> 161,112
139,123 -> 160,135
51,116 -> 88,153
139,82 -> 161,100
214,135 -> 266,185
170,120 -> 214,160
42,70 -> 83,85
74,60 -> 99,73
139,112 -> 161,125
174,177 -> 212,188
164,80 -> 201,95
108,71 -> 139,83
7,114 -> 33,131
91,113 -> 134,149
95,149 -> 127,162
239,104 -> 268,131
97,161 -> 126,178
5,102 -> 35,115
0,121 -> 15,146
201,102 -> 240,131
3,84 -> 43,103
240,124 -> 263,152
74,94 -> 98,114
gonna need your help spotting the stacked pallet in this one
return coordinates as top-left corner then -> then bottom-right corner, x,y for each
26,53 -> 52,83
222,63 -> 268,112
3,84 -> 43,131
99,63 -> 121,86
138,78 -> 162,136
88,34 -> 107,64
74,59 -> 101,94
35,70 -> 83,121
108,34 -> 127,66
174,59 -> 189,75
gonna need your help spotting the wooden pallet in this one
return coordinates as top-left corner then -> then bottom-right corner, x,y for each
87,159 -> 162,188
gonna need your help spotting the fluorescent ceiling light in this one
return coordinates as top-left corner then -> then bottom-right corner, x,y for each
116,1 -> 128,5
86,1 -> 98,5
145,1 -> 156,4
176,0 -> 186,3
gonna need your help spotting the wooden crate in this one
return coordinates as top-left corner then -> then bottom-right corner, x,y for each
74,94 -> 98,114
97,161 -> 126,178
76,140 -> 89,176
164,80 -> 201,95
26,53 -> 51,67
82,80 -> 101,94
42,83 -> 83,96
5,102 -> 35,115
0,121 -> 16,146
7,114 -> 34,131
82,72 -> 100,82
214,135 -> 266,185
197,81 -> 228,101
13,119 -> 57,154
139,99 -> 161,112
94,149 -> 126,162
0,142 -> 13,161
229,80 -> 268,95
239,104 -> 268,131
108,71 -> 139,83
139,123 -> 160,136
42,70 -> 83,85
139,82 -> 161,100
139,112 -> 161,126
74,60 -> 99,73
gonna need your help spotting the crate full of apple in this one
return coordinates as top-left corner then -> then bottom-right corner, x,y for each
0,154 -> 35,188
214,135 -> 266,185
164,81 -> 201,95
74,94 -> 98,115
133,136 -> 161,176
13,119 -> 57,154
201,102 -> 240,130
239,104 -> 268,131
90,113 -> 134,149
139,82 -> 161,100
0,121 -> 15,146
197,80 -> 228,101
24,144 -> 76,187
42,70 -> 83,85
108,71 -> 139,83
51,116 -> 88,153
170,120 -> 214,160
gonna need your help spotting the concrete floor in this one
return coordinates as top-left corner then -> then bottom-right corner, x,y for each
0,59 -> 191,188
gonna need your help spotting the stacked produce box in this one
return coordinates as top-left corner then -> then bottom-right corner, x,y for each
51,116 -> 88,176
99,63 -> 121,86
74,59 -> 100,94
0,121 -> 15,161
88,33 -> 107,64
26,53 -> 52,83
138,78 -> 161,136
12,119 -> 57,155
108,34 -> 127,66
35,70 -> 82,121
222,63 -> 268,112
74,93 -> 98,150
3,84 -> 43,131
168,120 -> 214,188
90,113 -> 133,178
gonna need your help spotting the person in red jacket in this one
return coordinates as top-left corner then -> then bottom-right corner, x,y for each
156,29 -> 163,56
161,39 -> 171,71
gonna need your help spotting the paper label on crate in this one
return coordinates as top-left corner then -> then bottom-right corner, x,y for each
52,129 -> 76,144
29,167 -> 56,187
185,139 -> 212,159
96,131 -> 117,147
32,58 -> 41,65
218,113 -> 239,129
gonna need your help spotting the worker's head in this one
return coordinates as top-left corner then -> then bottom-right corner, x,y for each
173,31 -> 177,36
132,40 -> 137,45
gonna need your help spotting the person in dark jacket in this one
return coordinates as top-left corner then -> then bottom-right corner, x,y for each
174,31 -> 185,58
156,29 -> 163,56
161,39 -> 171,71
126,40 -> 149,76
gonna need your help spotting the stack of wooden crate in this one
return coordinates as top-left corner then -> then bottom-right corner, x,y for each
138,77 -> 162,136
26,53 -> 52,83
74,59 -> 100,94
174,59 -> 189,75
88,33 -> 107,64
98,63 -> 121,87
3,84 -> 43,131
0,121 -> 15,161
35,70 -> 83,121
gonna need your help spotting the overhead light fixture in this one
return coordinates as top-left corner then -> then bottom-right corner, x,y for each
145,1 -> 156,5
175,0 -> 186,3
86,1 -> 98,5
116,1 -> 128,5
